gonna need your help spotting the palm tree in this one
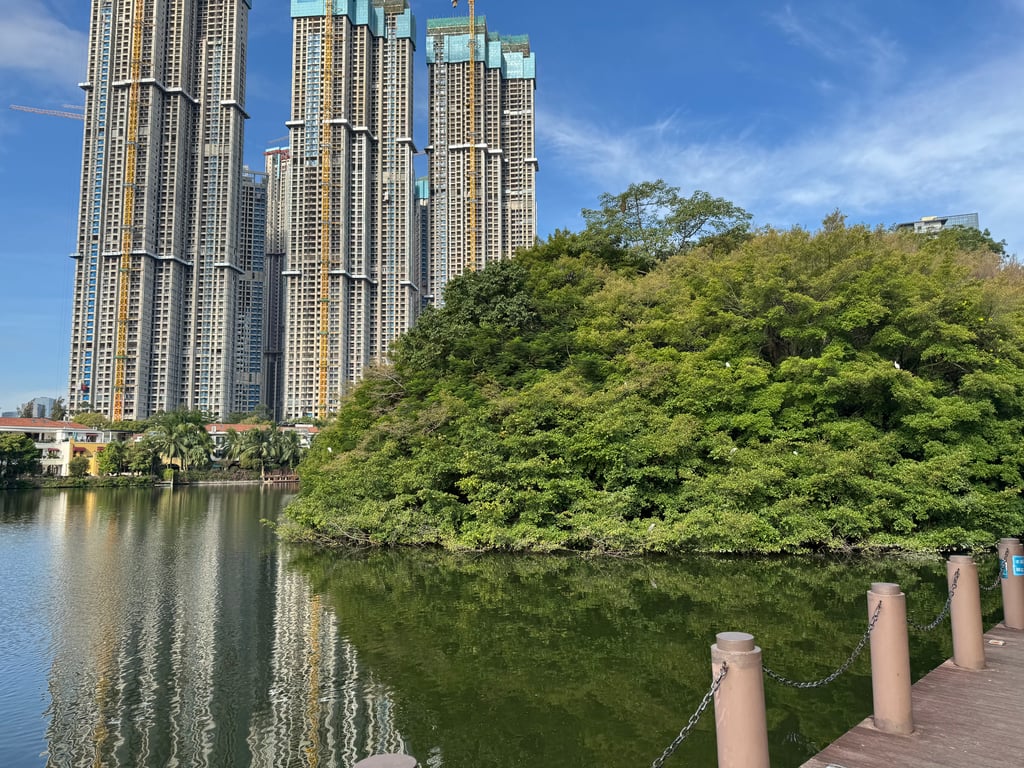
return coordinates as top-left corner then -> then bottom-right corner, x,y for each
150,422 -> 190,470
218,428 -> 244,468
276,430 -> 303,469
150,422 -> 212,471
238,427 -> 277,479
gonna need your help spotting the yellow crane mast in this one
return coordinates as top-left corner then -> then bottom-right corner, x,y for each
114,0 -> 146,422
318,8 -> 335,420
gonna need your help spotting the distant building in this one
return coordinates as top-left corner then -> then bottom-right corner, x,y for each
897,213 -> 980,234
263,148 -> 291,422
234,169 -> 269,415
29,397 -> 56,419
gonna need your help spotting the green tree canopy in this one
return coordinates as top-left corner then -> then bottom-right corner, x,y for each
581,180 -> 752,268
0,433 -> 40,478
96,440 -> 126,476
71,411 -> 109,428
286,205 -> 1024,554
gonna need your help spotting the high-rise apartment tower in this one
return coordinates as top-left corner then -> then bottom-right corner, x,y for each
68,0 -> 251,420
425,16 -> 537,304
263,147 -> 291,421
284,0 -> 420,422
234,168 -> 268,414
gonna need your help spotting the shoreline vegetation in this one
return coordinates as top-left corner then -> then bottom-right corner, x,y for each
0,469 -> 299,491
283,184 -> 1024,555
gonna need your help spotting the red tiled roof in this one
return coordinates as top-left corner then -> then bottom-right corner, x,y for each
0,417 -> 96,431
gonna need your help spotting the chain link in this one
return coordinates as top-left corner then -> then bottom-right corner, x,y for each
908,568 -> 960,632
980,549 -> 1010,592
650,662 -> 728,768
763,601 -> 882,689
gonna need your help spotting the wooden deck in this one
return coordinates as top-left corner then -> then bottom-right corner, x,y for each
800,623 -> 1023,768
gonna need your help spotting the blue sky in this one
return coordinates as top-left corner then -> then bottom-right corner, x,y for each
2,0 -> 1023,413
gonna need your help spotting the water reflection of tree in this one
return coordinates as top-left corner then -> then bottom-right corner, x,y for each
289,549 -> 1004,768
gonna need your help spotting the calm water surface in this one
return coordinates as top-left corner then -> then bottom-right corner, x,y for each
0,487 -> 1005,767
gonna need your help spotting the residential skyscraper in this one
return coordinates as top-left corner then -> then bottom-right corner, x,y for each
425,16 -> 537,304
284,0 -> 420,421
263,147 -> 291,422
234,168 -> 268,414
68,0 -> 251,421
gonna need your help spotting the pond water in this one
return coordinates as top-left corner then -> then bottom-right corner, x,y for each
0,487 -> 1005,767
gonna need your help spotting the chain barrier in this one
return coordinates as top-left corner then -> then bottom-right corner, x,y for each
762,601 -> 882,689
907,568 -> 960,632
650,662 -> 728,768
980,549 -> 1009,592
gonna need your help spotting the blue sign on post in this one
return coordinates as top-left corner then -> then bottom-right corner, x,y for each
1014,555 -> 1024,578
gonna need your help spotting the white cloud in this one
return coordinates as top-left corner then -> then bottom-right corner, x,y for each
768,4 -> 903,85
0,2 -> 87,88
538,48 -> 1024,254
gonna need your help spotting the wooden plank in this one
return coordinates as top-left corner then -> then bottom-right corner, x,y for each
800,624 -> 1023,768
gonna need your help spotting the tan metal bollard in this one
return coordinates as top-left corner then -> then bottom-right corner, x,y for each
867,583 -> 913,735
711,632 -> 770,768
353,756 -> 418,768
948,555 -> 985,670
998,537 -> 1024,629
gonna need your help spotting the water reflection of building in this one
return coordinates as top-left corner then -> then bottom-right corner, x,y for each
42,489 -> 413,766
247,554 -> 409,766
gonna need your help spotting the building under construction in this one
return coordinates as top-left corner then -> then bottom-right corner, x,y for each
67,0 -> 251,421
283,0 -> 420,422
425,15 -> 537,304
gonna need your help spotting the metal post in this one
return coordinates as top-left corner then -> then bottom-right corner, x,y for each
948,555 -> 985,670
711,631 -> 770,768
353,757 -> 418,768
999,537 -> 1024,630
868,582 -> 913,735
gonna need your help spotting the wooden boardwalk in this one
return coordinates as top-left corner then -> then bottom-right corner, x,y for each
800,623 -> 1023,768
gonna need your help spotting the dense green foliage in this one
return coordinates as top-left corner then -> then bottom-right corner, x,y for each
0,433 -> 41,478
289,219 -> 1024,553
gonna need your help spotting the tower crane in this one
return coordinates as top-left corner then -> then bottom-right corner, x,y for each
9,104 -> 84,121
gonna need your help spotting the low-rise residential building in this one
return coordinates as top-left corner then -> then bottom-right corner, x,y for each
0,418 -> 112,476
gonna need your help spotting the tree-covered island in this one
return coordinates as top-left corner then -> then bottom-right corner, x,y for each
285,183 -> 1024,554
